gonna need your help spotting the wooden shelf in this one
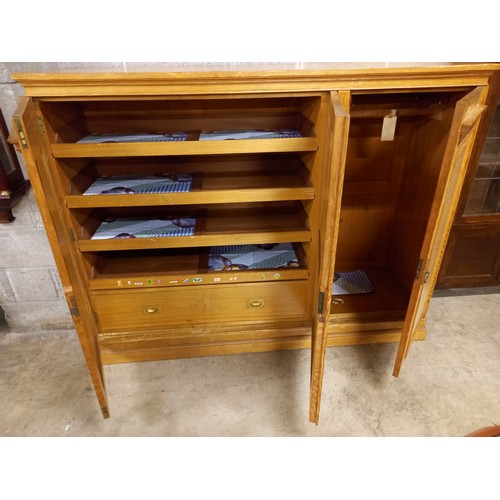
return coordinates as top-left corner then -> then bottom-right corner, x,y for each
328,266 -> 410,318
52,137 -> 318,158
45,98 -> 320,158
89,245 -> 309,290
77,204 -> 311,252
66,170 -> 314,208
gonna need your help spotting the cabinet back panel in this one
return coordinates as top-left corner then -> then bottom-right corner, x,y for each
61,154 -> 309,196
336,116 -> 414,270
39,101 -> 89,142
343,120 -> 399,182
335,205 -> 388,267
40,97 -> 320,142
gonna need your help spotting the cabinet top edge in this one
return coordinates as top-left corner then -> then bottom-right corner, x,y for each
11,63 -> 500,97
12,63 -> 500,81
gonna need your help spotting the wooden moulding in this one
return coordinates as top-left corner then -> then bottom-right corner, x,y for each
97,318 -> 427,365
12,64 -> 500,97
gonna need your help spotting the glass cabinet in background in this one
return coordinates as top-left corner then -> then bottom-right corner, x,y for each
465,102 -> 500,215
438,84 -> 500,289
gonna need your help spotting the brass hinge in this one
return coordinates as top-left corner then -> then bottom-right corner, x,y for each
68,295 -> 80,318
416,259 -> 430,284
92,311 -> 99,324
318,291 -> 325,315
415,259 -> 423,279
37,116 -> 46,135
68,229 -> 76,242
15,121 -> 28,150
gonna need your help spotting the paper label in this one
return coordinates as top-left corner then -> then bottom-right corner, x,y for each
381,110 -> 397,141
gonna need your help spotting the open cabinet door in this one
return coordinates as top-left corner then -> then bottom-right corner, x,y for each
309,91 -> 350,424
393,86 -> 488,377
13,97 -> 110,417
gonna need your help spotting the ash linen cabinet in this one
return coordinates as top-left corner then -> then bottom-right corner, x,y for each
12,64 -> 499,423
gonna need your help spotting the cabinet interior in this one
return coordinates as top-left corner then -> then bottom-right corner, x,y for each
331,90 -> 467,319
39,95 -> 327,295
58,154 -> 314,201
39,96 -> 319,143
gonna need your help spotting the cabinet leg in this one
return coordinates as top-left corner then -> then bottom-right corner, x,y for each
71,315 -> 110,419
79,345 -> 110,419
309,319 -> 328,424
100,404 -> 110,419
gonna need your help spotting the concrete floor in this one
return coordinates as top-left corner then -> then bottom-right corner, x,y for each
0,289 -> 499,436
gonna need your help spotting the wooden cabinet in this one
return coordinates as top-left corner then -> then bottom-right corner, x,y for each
12,64 -> 499,422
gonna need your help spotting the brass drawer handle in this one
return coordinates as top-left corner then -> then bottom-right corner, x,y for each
247,298 -> 264,308
332,298 -> 344,305
142,305 -> 161,314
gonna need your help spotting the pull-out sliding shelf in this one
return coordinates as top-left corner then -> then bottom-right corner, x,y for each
52,137 -> 318,158
76,205 -> 311,252
66,168 -> 314,208
67,186 -> 314,208
79,230 -> 311,251
88,243 -> 309,290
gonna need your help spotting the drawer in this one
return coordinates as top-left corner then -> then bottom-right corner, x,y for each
92,281 -> 308,332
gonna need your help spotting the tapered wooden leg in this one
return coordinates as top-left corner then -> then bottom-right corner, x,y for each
309,318 -> 327,424
66,293 -> 110,419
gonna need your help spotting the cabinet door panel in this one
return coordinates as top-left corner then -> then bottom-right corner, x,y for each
309,91 -> 350,424
393,86 -> 488,376
13,97 -> 110,417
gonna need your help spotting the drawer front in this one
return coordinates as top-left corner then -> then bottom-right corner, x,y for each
93,281 -> 308,332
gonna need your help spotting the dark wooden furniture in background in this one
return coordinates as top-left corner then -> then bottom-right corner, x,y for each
0,108 -> 28,222
437,74 -> 500,288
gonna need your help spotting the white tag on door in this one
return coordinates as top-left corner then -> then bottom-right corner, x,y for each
381,109 -> 397,141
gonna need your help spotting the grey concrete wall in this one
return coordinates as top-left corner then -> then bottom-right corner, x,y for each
0,62 -> 67,330
0,187 -> 73,330
0,63 -> 127,330
0,62 -> 276,331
